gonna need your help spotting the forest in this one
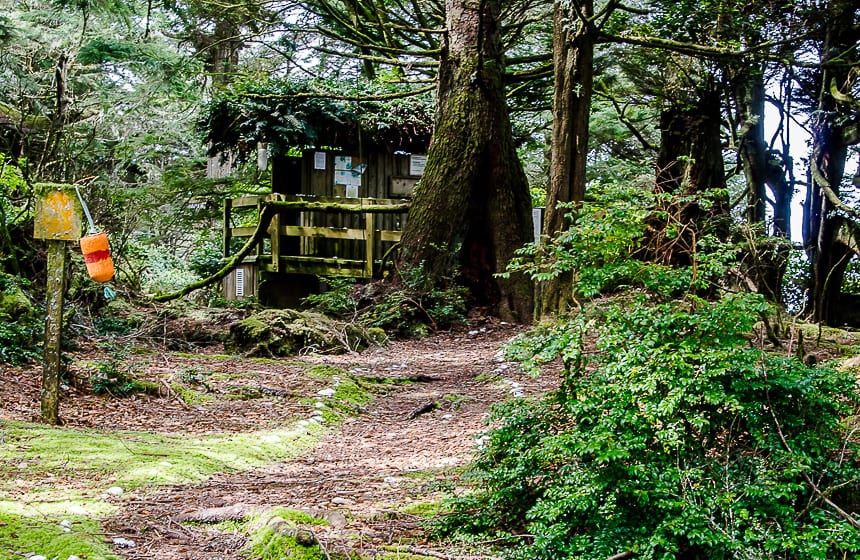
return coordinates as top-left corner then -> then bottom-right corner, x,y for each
1,0 -> 860,558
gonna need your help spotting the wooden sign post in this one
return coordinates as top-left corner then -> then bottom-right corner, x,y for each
33,183 -> 81,425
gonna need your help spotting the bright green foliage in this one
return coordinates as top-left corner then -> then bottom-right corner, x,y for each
303,278 -> 360,318
507,186 -> 735,300
0,512 -> 120,560
444,185 -> 860,558
0,273 -> 41,364
446,296 -> 860,558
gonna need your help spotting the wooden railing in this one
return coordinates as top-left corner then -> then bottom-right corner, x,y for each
223,194 -> 410,278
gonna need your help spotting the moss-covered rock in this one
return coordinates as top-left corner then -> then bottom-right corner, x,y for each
0,281 -> 36,322
225,309 -> 385,357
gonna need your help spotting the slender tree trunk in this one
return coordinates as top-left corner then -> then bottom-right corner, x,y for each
804,0 -> 858,325
733,65 -> 768,226
398,0 -> 533,322
537,0 -> 594,318
731,64 -> 791,301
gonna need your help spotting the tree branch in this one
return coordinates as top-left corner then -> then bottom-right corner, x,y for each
152,205 -> 276,303
242,84 -> 435,102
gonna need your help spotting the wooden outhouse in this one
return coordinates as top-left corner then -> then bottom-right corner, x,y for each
216,97 -> 433,306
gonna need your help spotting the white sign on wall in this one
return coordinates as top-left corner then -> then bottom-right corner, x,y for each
409,154 -> 427,176
334,156 -> 353,170
314,151 -> 326,170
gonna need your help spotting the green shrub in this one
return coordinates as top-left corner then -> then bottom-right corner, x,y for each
445,294 -> 860,559
89,359 -> 138,396
445,187 -> 860,559
0,273 -> 42,364
302,277 -> 359,318
303,265 -> 468,337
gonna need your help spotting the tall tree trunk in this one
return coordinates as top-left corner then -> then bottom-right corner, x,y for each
648,84 -> 728,266
803,0 -> 859,325
731,64 -> 792,301
398,0 -> 533,322
733,65 -> 768,226
538,0 -> 594,318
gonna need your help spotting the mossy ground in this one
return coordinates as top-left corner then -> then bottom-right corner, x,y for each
0,511 -> 120,560
244,507 -> 331,560
0,358 -> 362,559
0,320 -> 518,560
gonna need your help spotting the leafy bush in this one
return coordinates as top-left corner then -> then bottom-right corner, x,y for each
444,184 -> 860,559
446,293 -> 860,559
302,277 -> 360,318
136,244 -> 204,296
89,359 -> 138,396
0,273 -> 42,364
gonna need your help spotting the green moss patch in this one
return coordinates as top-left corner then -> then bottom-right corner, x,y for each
244,507 -> 331,560
0,421 -> 322,490
171,383 -> 216,405
399,501 -> 443,518
0,419 -> 329,560
0,511 -> 120,560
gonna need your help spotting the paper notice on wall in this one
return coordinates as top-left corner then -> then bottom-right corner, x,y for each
409,154 -> 427,176
313,152 -> 326,170
345,184 -> 359,198
334,156 -> 352,170
335,170 -> 361,185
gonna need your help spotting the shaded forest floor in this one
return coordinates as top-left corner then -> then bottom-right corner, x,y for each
0,318 -> 559,559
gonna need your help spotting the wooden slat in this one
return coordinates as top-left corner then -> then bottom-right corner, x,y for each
268,213 -> 280,273
260,256 -> 369,278
379,231 -> 402,242
281,225 -> 366,240
223,199 -> 232,258
231,226 -> 257,237
365,213 -> 375,278
232,196 -> 263,207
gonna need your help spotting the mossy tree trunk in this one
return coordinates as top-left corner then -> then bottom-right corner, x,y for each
537,0 -> 594,318
730,62 -> 792,301
398,0 -> 533,322
803,0 -> 860,326
647,85 -> 729,267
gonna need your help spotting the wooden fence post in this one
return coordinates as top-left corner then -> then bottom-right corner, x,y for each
33,183 -> 81,425
41,240 -> 67,424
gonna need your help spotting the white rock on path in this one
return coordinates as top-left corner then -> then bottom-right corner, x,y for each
112,537 -> 136,548
106,486 -> 124,496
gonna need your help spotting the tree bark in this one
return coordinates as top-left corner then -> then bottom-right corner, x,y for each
803,0 -> 859,326
733,65 -> 769,226
730,63 -> 792,301
648,85 -> 729,267
537,0 -> 594,318
41,240 -> 67,425
398,0 -> 533,322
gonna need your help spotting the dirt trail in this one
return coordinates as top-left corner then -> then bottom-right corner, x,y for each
101,323 -> 557,559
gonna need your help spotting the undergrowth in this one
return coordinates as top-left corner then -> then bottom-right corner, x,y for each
303,264 -> 468,337
0,273 -> 42,364
441,189 -> 860,559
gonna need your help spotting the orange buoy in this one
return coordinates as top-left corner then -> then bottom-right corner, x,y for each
79,231 -> 115,282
